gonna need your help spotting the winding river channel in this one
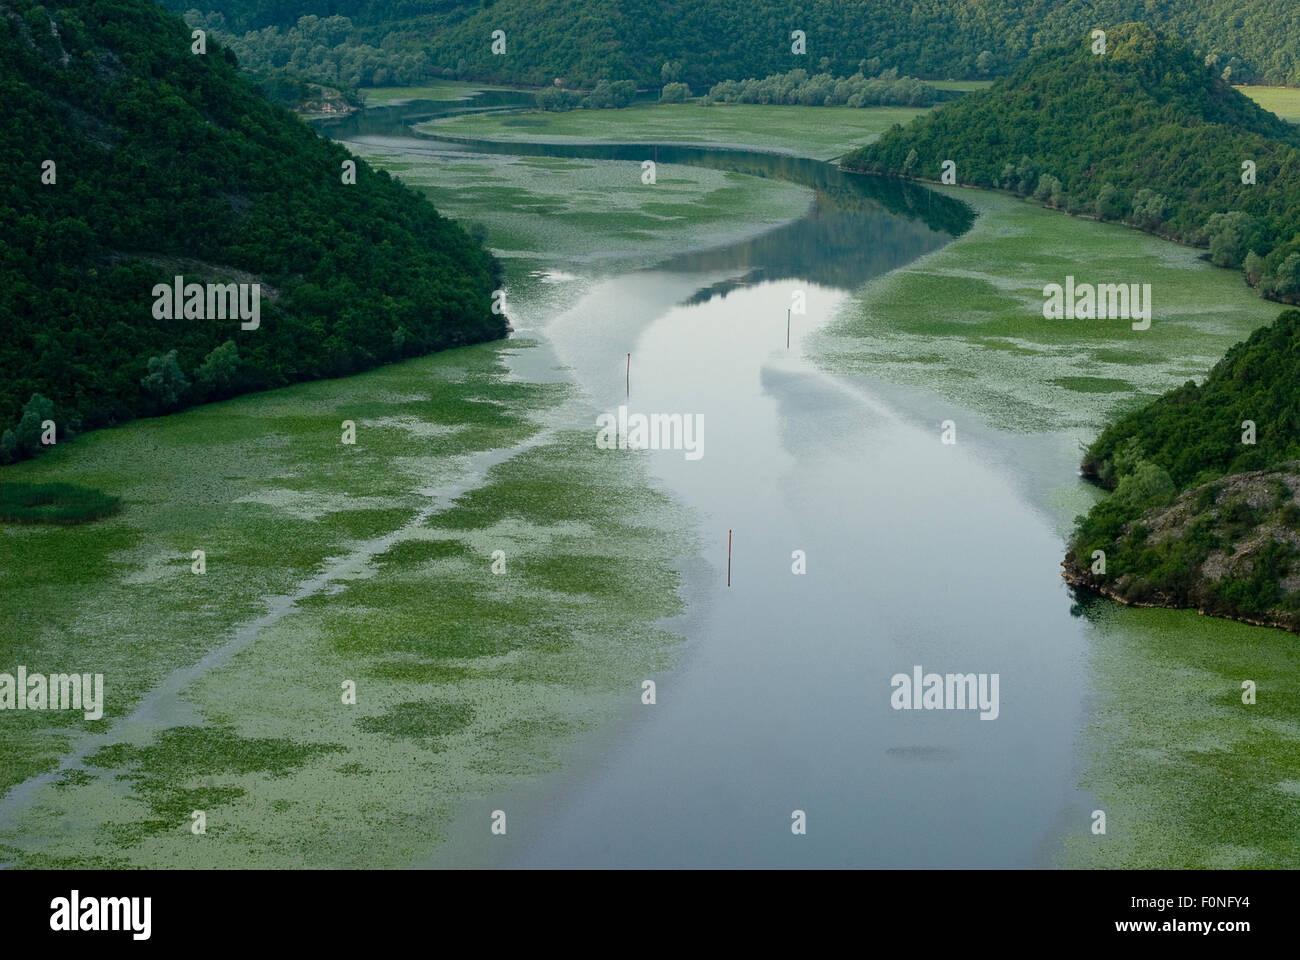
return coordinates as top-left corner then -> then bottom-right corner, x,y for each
313,96 -> 1175,868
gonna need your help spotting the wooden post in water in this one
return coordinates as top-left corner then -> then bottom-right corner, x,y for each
787,308 -> 791,349
727,529 -> 732,587
626,353 -> 630,397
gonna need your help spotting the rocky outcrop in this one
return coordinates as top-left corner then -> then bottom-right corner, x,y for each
1064,462 -> 1300,632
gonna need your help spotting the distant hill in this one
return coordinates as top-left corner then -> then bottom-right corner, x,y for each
842,23 -> 1300,301
161,1 -> 1300,89
0,0 -> 504,462
1066,310 -> 1300,631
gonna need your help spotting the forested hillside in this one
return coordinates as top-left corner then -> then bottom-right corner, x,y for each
162,0 -> 1300,91
1066,310 -> 1300,630
0,0 -> 504,463
843,24 -> 1300,302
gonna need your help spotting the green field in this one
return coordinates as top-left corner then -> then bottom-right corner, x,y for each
1240,84 -> 1300,123
420,101 -> 931,160
930,80 -> 994,93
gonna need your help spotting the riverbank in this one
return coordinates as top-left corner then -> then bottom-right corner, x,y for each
1062,562 -> 1300,632
1064,457 -> 1300,635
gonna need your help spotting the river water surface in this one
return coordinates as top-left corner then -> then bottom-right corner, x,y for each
318,97 -> 1100,868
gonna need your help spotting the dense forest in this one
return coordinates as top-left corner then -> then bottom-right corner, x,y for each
843,24 -> 1300,302
1066,310 -> 1300,630
0,0 -> 504,464
161,0 -> 1300,91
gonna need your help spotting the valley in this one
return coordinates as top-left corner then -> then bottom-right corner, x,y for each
6,82 -> 1296,868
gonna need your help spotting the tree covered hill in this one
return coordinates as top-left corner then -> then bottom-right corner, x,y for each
1066,310 -> 1300,630
842,24 -> 1300,302
162,0 -> 1300,91
0,0 -> 504,462
1082,311 -> 1300,494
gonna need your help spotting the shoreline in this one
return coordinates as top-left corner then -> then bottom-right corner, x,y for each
1060,559 -> 1299,634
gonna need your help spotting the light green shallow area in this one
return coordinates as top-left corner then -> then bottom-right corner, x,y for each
419,102 -> 930,160
346,140 -> 812,263
1061,602 -> 1300,868
813,186 -> 1282,439
0,335 -> 695,867
1,344 -> 551,795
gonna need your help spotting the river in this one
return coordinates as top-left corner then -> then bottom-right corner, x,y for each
315,95 -> 1104,868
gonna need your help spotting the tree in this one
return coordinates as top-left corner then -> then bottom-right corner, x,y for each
141,350 -> 190,411
1244,250 -> 1265,285
1012,155 -> 1039,195
1131,189 -> 1170,230
1094,183 -> 1124,220
1273,253 -> 1300,298
195,340 -> 241,398
1115,460 -> 1176,509
660,82 -> 691,102
1033,173 -> 1061,203
841,23 -> 1300,300
0,0 -> 506,465
582,79 -> 635,109
1204,211 -> 1258,268
0,393 -> 56,464
536,86 -> 580,110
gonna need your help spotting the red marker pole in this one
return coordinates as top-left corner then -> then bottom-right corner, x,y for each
727,529 -> 732,587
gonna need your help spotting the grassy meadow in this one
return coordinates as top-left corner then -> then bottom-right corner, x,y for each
1240,84 -> 1300,123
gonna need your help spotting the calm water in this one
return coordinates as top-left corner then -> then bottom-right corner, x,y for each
321,98 -> 1096,867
